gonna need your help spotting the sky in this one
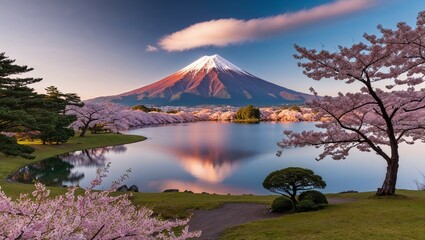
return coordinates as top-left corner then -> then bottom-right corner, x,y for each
1,0 -> 424,100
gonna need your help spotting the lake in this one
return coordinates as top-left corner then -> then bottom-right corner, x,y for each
12,121 -> 425,194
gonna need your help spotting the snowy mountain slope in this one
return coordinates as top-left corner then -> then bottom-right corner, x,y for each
91,55 -> 312,106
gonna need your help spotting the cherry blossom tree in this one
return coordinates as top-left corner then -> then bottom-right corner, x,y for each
0,164 -> 200,239
67,103 -> 131,136
279,11 -> 425,196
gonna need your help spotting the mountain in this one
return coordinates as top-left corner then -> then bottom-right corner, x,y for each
92,54 -> 312,106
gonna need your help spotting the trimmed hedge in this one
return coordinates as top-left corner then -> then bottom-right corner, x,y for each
271,197 -> 294,213
298,190 -> 328,205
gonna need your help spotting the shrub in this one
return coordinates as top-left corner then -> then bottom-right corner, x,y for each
263,167 -> 326,206
131,105 -> 162,113
298,190 -> 328,205
271,196 -> 294,213
296,200 -> 320,212
167,109 -> 179,114
289,106 -> 302,112
234,105 -> 260,121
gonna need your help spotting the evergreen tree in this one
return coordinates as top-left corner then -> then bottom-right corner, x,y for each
0,52 -> 81,158
35,86 -> 81,144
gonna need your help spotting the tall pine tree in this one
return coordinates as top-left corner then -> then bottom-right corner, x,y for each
0,52 -> 81,158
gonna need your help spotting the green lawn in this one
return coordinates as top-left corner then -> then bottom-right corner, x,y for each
221,190 -> 425,240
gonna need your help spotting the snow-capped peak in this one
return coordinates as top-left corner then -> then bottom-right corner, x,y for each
179,54 -> 251,76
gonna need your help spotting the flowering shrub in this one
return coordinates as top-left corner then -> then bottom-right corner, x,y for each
0,165 -> 200,239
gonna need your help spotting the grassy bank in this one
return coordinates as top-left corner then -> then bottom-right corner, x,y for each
222,190 -> 425,240
0,133 -> 146,180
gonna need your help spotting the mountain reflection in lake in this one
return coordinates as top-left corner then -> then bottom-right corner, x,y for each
12,122 -> 425,194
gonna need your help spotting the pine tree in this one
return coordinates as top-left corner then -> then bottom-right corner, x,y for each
0,52 -> 81,158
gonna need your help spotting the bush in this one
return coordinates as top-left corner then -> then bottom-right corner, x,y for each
298,190 -> 328,205
234,105 -> 260,121
271,196 -> 294,213
131,105 -> 162,113
263,167 -> 326,206
296,200 -> 320,212
166,109 -> 179,114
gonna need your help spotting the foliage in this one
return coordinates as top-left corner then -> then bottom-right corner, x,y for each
34,86 -> 81,144
0,53 -> 81,158
67,103 -> 129,136
279,11 -> 425,196
234,105 -> 260,121
298,190 -> 328,205
167,109 -> 179,114
285,106 -> 302,112
271,196 -> 294,213
296,199 -> 320,212
0,165 -> 200,239
0,135 -> 35,159
262,167 -> 326,205
131,104 -> 162,113
0,52 -> 42,158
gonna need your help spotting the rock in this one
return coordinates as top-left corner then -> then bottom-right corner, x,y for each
116,185 -> 128,192
184,190 -> 193,193
338,190 -> 358,194
201,192 -> 209,194
128,185 -> 139,192
163,189 -> 179,192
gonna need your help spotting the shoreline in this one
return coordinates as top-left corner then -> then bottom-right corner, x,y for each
0,133 -> 147,181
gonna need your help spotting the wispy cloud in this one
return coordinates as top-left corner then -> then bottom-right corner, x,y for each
146,44 -> 158,52
159,0 -> 377,52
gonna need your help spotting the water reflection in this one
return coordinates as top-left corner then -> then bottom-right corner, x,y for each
11,157 -> 84,186
64,145 -> 127,167
148,179 -> 253,195
164,146 -> 258,182
12,122 -> 425,194
12,145 -> 127,186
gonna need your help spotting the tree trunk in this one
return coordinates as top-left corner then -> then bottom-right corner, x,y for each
376,157 -> 399,196
290,195 -> 298,206
80,127 -> 88,137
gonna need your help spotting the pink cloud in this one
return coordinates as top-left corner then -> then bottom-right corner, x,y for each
159,0 -> 377,52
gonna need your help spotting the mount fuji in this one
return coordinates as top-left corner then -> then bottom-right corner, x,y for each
93,54 -> 312,106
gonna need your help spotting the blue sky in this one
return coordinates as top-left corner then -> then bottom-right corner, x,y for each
1,0 -> 424,99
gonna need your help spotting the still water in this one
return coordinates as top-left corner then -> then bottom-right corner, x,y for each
12,122 -> 425,194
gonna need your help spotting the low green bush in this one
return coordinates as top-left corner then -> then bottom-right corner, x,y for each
298,190 -> 328,205
296,200 -> 319,212
271,196 -> 294,213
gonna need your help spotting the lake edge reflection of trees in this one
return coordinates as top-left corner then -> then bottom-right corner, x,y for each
11,145 -> 127,186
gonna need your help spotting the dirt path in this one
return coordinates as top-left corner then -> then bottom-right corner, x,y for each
188,198 -> 356,240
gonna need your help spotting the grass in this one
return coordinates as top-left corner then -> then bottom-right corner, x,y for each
0,181 -> 275,219
221,190 -> 425,240
0,133 -> 146,180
